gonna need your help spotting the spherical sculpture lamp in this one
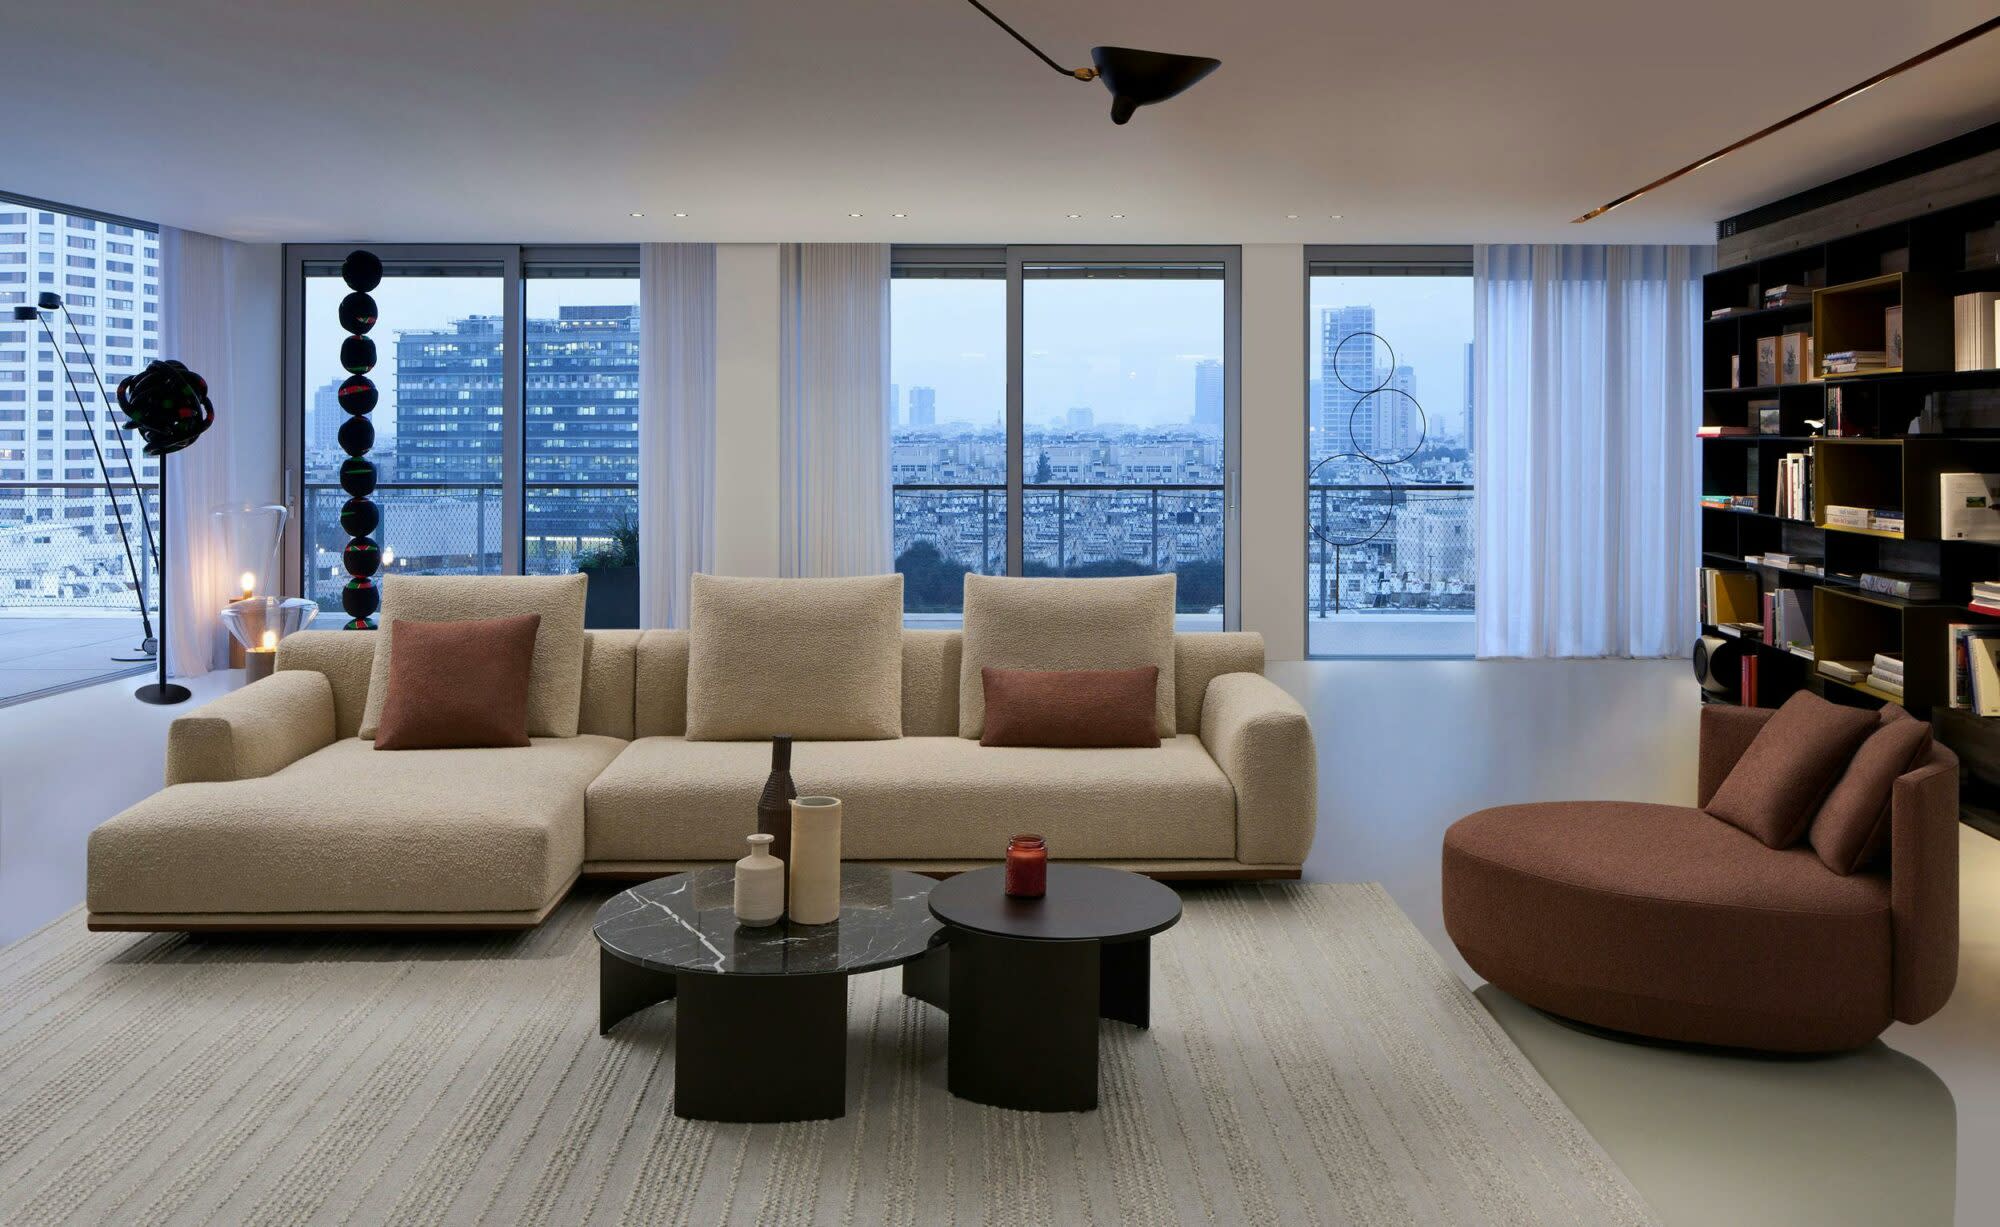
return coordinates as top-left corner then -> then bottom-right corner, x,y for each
334,251 -> 383,628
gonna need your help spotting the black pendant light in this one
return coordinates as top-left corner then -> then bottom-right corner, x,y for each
961,0 -> 1220,125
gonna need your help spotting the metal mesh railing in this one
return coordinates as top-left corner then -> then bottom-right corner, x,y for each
0,483 -> 158,613
1309,484 -> 1473,615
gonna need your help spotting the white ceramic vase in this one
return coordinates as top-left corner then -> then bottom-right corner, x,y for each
733,833 -> 785,927
788,796 -> 843,925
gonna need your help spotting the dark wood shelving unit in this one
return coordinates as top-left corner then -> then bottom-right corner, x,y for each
1702,195 -> 2000,831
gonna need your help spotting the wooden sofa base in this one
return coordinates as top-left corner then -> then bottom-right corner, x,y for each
580,859 -> 1304,882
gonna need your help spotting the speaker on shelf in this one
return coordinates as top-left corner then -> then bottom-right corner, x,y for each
1693,634 -> 1746,698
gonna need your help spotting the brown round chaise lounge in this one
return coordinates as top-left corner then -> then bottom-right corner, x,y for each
1442,704 -> 1959,1053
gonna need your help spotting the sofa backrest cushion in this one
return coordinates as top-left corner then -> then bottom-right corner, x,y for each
958,573 -> 1177,740
358,574 -> 589,740
901,630 -> 961,736
634,629 -> 689,737
1705,691 -> 1879,849
579,630 -> 641,739
684,573 -> 905,740
1809,705 -> 1934,875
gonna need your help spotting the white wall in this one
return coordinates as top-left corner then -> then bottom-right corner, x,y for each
712,244 -> 781,576
1238,245 -> 1307,659
225,242 -> 284,505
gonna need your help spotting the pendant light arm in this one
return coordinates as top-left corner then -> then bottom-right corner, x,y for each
960,0 -> 1097,80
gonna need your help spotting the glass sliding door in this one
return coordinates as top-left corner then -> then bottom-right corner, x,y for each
1021,259 -> 1228,627
301,259 -> 505,621
889,256 -> 1006,621
521,265 -> 639,626
1305,250 -> 1474,657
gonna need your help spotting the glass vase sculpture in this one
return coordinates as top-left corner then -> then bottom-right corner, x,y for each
209,502 -> 289,602
733,833 -> 785,928
787,796 -> 843,925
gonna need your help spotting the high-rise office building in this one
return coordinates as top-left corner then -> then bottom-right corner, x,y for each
1318,305 -> 1375,459
308,378 -> 343,460
908,385 -> 936,427
888,382 -> 900,427
0,202 -> 159,611
1463,341 -> 1475,453
1193,358 -> 1223,431
1065,406 -> 1094,431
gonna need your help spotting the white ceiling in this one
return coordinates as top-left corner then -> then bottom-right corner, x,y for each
7,1 -> 2000,245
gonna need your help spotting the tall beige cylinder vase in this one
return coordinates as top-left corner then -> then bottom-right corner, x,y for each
788,796 -> 843,925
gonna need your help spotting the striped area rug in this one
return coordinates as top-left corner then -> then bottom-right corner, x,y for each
0,882 -> 1653,1226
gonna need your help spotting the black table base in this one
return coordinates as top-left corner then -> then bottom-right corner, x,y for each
903,934 -> 1155,1113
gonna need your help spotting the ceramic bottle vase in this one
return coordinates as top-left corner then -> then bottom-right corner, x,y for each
788,796 -> 843,925
757,735 -> 798,867
733,833 -> 785,927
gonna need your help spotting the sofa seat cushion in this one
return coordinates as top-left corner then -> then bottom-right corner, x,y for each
89,735 -> 624,918
1442,801 -> 1892,1052
586,734 -> 1236,862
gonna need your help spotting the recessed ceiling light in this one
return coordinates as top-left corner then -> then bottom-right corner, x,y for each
673,211 -> 688,218
629,212 -> 645,218
892,212 -> 908,218
1066,213 -> 1082,219
1110,213 -> 1126,219
1285,213 -> 1300,220
1328,213 -> 1343,220
848,212 -> 864,218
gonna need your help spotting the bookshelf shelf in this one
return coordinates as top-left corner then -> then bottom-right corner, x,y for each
1703,187 -> 2000,828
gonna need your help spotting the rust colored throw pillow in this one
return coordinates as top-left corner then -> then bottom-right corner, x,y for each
980,666 -> 1162,749
1809,705 -> 1934,875
1704,691 -> 1879,849
374,614 -> 542,751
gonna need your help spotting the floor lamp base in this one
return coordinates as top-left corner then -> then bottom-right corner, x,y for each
134,682 -> 192,705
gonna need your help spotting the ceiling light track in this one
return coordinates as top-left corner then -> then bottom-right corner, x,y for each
1574,15 -> 2000,223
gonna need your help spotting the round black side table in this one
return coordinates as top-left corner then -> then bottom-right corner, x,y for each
914,864 -> 1182,1112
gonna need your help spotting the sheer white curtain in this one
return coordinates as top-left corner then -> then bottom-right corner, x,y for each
778,244 -> 892,577
1474,244 -> 1713,658
638,243 -> 716,628
159,227 -> 239,677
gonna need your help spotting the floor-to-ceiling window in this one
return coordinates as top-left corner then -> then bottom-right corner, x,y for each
891,246 -> 1239,627
289,246 -> 640,626
1307,249 -> 1474,657
0,193 -> 160,705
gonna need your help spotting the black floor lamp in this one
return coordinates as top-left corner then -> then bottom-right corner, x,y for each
115,359 -> 216,705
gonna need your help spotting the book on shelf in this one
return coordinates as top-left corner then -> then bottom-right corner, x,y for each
1870,653 -> 1905,683
1763,285 -> 1812,307
1972,602 -> 2000,618
1955,292 -> 2000,370
1871,674 -> 1905,699
1740,653 -> 1760,708
1700,493 -> 1759,512
1971,580 -> 2000,602
1861,571 -> 1940,601
1710,305 -> 1755,320
1949,624 -> 2000,711
1818,659 -> 1870,684
1772,451 -> 1813,521
1824,504 -> 1872,529
1763,588 -> 1814,650
1823,350 -> 1888,375
1870,511 -> 1905,534
1940,473 -> 2000,542
1972,637 -> 2000,717
1701,568 -> 1760,627
1762,552 -> 1792,567
1696,425 -> 1751,437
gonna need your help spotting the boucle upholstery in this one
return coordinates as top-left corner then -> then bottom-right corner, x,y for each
684,573 -> 904,740
1200,672 -> 1317,864
959,574 -> 1177,739
164,670 -> 336,785
277,629 -> 377,739
900,630 -> 961,736
1174,632 -> 1265,734
634,629 -> 689,737
578,630 -> 641,739
90,736 -> 623,919
585,734 -> 1235,863
358,574 -> 589,740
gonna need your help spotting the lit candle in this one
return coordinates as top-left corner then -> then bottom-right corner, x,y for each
238,571 -> 256,601
245,627 -> 278,684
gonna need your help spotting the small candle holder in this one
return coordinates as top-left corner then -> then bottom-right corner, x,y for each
1004,834 -> 1047,898
220,596 -> 318,683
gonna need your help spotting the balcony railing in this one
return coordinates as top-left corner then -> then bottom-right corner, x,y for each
0,481 -> 158,611
1309,483 -> 1473,616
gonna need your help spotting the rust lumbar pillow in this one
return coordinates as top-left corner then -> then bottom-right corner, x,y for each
979,666 -> 1161,749
1704,691 -> 1879,848
1808,705 -> 1934,875
374,614 -> 542,751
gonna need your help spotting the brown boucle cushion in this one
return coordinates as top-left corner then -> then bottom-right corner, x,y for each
1809,705 -> 1934,875
1704,692 -> 1879,849
374,615 -> 540,750
980,666 -> 1161,748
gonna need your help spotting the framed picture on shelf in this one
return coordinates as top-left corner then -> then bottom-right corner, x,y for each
1780,332 -> 1805,384
1756,336 -> 1779,387
1885,305 -> 1904,368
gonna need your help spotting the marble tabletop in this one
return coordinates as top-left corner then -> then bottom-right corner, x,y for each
593,865 -> 942,978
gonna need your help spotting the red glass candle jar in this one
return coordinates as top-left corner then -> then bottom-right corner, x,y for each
1005,834 -> 1047,898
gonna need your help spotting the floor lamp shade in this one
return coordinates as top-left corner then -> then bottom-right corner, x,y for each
1090,46 -> 1221,124
335,250 -> 383,629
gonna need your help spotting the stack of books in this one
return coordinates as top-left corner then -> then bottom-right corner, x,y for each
1709,305 -> 1755,321
1701,493 -> 1760,513
1954,292 -> 2000,370
1823,504 -> 1902,533
1762,588 -> 1814,653
1970,580 -> 2000,616
1823,350 -> 1889,376
1950,624 -> 2000,714
1763,285 -> 1813,308
1696,424 -> 1751,438
1861,571 -> 1939,600
1772,451 -> 1813,521
1819,659 -> 1870,684
1869,653 -> 1905,699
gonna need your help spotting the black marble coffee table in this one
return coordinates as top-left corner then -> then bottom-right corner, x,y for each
594,865 -> 940,1122
914,864 -> 1182,1112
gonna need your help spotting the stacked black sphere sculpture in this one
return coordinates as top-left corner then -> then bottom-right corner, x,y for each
335,250 -> 384,629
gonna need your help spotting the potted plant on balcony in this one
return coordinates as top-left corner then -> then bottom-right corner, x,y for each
576,513 -> 639,629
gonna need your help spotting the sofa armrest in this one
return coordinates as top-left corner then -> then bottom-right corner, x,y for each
1697,704 -> 1775,807
1891,743 -> 1959,1025
165,671 -> 338,786
1199,672 -> 1317,865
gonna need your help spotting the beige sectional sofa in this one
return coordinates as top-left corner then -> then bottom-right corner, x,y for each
86,626 -> 1317,931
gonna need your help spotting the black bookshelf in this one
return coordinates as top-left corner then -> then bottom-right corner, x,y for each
1700,193 -> 2000,836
